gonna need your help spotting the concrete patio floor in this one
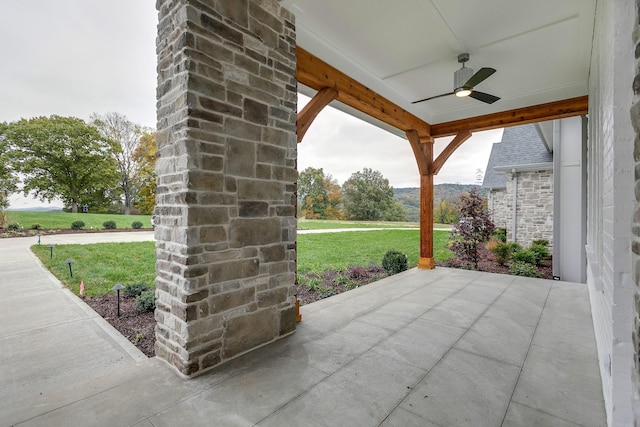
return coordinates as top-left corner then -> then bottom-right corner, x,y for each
1,233 -> 605,426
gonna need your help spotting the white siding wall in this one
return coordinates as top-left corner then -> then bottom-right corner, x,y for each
587,0 -> 636,424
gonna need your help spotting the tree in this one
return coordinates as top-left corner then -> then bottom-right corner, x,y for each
342,168 -> 401,221
133,131 -> 157,215
449,188 -> 495,269
298,167 -> 341,219
6,116 -> 120,213
433,199 -> 459,224
92,112 -> 147,215
0,122 -> 18,209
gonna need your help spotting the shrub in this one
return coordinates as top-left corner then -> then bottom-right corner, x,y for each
7,222 -> 20,231
490,241 -> 512,266
103,220 -> 117,229
382,250 -> 408,275
31,223 -> 42,230
529,244 -> 550,265
512,249 -> 537,265
449,188 -> 495,270
131,221 -> 143,229
124,282 -> 151,297
71,220 -> 85,230
507,242 -> 522,253
510,261 -> 539,277
492,228 -> 507,243
532,239 -> 549,247
134,290 -> 156,311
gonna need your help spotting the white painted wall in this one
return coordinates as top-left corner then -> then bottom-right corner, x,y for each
553,116 -> 586,283
587,0 -> 636,424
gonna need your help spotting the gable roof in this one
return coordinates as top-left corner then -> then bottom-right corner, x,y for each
482,124 -> 553,189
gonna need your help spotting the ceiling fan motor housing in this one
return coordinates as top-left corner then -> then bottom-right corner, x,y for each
454,65 -> 474,91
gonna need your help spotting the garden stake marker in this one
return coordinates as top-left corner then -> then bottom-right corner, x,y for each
80,280 -> 85,297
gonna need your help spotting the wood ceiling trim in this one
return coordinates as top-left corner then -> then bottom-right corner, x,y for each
296,47 -> 432,139
430,96 -> 588,138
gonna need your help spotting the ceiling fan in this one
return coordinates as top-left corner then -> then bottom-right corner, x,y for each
412,53 -> 500,104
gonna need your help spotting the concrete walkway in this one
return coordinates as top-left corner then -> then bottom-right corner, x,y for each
0,233 -> 605,426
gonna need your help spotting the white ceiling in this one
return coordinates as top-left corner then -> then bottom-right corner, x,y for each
281,0 -> 596,126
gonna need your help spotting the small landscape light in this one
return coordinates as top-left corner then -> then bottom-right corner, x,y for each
112,283 -> 125,317
37,233 -> 41,245
65,258 -> 74,278
48,244 -> 54,259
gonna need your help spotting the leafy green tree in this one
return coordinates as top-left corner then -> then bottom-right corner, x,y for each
342,168 -> 403,221
132,131 -> 158,215
92,112 -> 148,215
6,116 -> 120,213
433,199 -> 459,224
0,122 -> 18,209
298,167 -> 341,219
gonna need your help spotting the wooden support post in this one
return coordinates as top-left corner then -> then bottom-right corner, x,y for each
407,130 -> 435,269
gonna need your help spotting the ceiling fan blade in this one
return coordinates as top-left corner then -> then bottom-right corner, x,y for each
469,90 -> 500,104
464,67 -> 496,88
412,92 -> 454,104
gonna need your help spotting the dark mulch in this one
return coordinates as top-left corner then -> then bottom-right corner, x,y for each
440,244 -> 553,280
84,295 -> 156,357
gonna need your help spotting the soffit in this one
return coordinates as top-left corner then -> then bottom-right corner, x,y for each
281,0 -> 595,127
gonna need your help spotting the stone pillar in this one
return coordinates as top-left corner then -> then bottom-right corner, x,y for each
154,0 -> 297,377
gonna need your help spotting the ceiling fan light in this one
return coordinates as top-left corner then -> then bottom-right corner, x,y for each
455,87 -> 471,97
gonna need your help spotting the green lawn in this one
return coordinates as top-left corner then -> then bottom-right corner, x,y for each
5,211 -> 152,230
298,219 -> 419,230
32,242 -> 156,297
31,229 -> 453,297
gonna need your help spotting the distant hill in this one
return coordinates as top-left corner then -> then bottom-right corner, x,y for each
6,206 -> 63,212
394,184 -> 487,222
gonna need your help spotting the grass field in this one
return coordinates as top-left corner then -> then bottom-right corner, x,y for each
5,211 -> 152,230
298,219 -> 419,230
32,229 -> 453,297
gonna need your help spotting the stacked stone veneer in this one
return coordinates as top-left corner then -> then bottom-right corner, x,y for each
154,0 -> 297,377
509,170 -> 553,247
492,170 -> 553,248
487,189 -> 508,229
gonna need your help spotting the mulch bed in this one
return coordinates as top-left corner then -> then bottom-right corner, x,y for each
84,295 -> 156,357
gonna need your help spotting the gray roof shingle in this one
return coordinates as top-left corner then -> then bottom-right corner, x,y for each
482,124 -> 552,189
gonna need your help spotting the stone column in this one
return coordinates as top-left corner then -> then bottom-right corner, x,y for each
155,0 -> 297,377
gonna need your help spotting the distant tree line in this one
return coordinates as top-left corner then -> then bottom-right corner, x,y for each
0,114 -> 157,215
298,167 -> 407,221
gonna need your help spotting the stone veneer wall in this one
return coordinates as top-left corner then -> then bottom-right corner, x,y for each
154,0 -> 298,377
487,189 -> 508,229
503,170 -> 554,248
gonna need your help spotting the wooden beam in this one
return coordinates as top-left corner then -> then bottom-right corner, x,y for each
297,87 -> 338,142
297,47 -> 431,140
431,130 -> 472,175
405,130 -> 430,176
430,96 -> 588,138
